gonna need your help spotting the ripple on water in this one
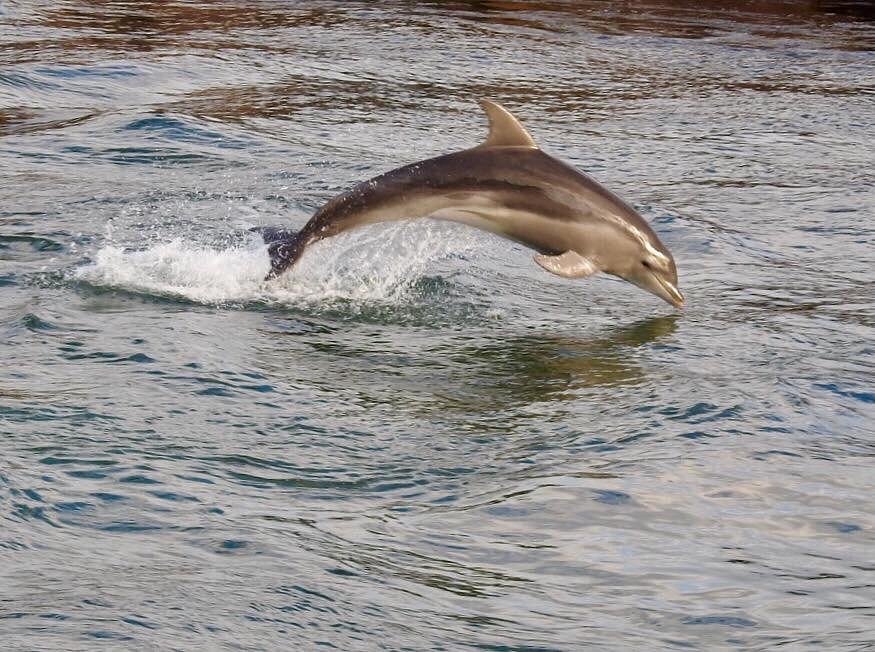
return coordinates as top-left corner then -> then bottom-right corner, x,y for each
0,233 -> 63,254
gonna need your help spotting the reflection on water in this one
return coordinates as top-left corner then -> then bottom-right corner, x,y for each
2,0 -> 874,650
256,315 -> 678,424
446,316 -> 679,402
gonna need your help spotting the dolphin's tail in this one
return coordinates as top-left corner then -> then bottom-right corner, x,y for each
266,235 -> 308,280
250,226 -> 306,280
251,225 -> 298,245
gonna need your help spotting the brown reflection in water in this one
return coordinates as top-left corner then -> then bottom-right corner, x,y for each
4,2 -> 348,60
2,0 -> 870,126
423,0 -> 875,22
43,1 -> 343,37
164,79 -> 556,125
817,0 -> 875,18
2,0 -> 865,130
162,79 -> 554,125
436,315 -> 680,410
0,108 -> 35,131
167,79 -> 396,124
0,387 -> 31,400
4,0 -> 869,64
414,0 -> 875,41
254,315 -> 678,423
0,108 -> 100,137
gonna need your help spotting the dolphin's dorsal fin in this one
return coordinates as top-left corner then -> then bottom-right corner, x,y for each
478,99 -> 537,149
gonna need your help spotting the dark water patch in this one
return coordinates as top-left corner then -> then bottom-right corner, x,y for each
91,492 -> 126,502
62,349 -> 156,364
99,521 -> 163,533
120,615 -> 158,630
751,448 -> 803,460
241,383 -> 274,393
1,404 -> 121,425
678,430 -> 718,441
0,540 -> 29,551
172,372 -> 269,395
40,456 -> 119,467
671,402 -> 744,424
0,71 -> 60,91
10,502 -> 59,527
195,386 -> 235,397
326,567 -> 359,578
0,233 -> 63,253
592,489 -> 632,505
681,615 -> 757,628
119,474 -> 161,485
69,276 -> 220,308
20,312 -> 59,332
52,501 -> 92,513
175,473 -> 216,485
222,470 -> 371,492
218,539 -> 247,552
100,147 -> 214,167
0,147 -> 66,163
814,382 -> 874,404
65,469 -> 110,480
149,490 -> 199,503
9,486 -> 44,502
35,64 -> 139,79
85,630 -> 135,641
124,114 -> 250,150
825,521 -> 861,534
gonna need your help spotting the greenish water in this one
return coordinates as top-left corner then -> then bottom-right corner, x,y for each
1,1 -> 873,649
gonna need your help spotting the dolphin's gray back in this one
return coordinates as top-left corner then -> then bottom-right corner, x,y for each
267,146 -> 660,278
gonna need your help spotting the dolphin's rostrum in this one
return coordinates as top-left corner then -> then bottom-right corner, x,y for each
265,100 -> 684,308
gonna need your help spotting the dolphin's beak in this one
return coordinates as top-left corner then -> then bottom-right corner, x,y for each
655,275 -> 685,309
626,271 -> 685,309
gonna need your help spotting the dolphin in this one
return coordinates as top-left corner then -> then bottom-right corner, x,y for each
264,100 -> 684,308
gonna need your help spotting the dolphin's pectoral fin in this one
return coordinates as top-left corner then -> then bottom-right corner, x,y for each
533,251 -> 599,279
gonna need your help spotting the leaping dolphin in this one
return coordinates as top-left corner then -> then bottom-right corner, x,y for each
264,100 -> 684,308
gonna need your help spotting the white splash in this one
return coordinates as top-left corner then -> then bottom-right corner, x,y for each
74,221 -> 481,309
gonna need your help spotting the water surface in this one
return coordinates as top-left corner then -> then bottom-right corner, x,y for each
1,1 -> 874,649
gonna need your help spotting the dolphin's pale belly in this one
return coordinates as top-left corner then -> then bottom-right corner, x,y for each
432,203 -> 574,257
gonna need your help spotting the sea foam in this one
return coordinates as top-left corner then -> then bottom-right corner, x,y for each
74,221 -> 481,308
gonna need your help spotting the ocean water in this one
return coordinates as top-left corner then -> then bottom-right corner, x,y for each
1,1 -> 873,649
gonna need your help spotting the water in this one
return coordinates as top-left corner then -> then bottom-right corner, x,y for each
2,1 -> 874,649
